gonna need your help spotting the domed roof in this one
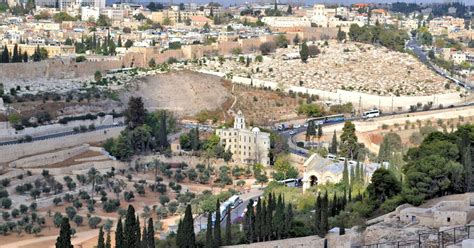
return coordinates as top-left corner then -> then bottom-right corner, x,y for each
251,127 -> 260,133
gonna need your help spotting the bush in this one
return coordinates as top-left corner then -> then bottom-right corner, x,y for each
259,42 -> 276,55
88,216 -> 102,228
75,56 -> 86,63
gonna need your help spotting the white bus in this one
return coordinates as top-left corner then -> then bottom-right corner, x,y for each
227,195 -> 243,209
363,109 -> 380,118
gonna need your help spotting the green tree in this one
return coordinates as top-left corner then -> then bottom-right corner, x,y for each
55,217 -> 72,248
274,34 -> 288,48
339,122 -> 358,159
342,160 -> 349,186
214,200 -> 221,246
225,207 -> 232,245
330,130 -> 338,155
177,205 -> 195,248
244,199 -> 254,243
205,212 -> 213,248
337,27 -> 346,41
299,42 -> 308,63
1,46 -> 9,63
124,205 -> 138,247
367,168 -> 401,204
125,97 -> 146,130
97,226 -> 105,248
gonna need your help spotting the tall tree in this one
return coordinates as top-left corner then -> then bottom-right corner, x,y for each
273,195 -> 285,240
225,207 -> 232,245
243,199 -> 254,243
314,194 -> 321,236
146,218 -> 155,248
118,35 -> 122,47
105,231 -> 111,248
320,192 -> 329,236
158,111 -> 168,149
12,44 -> 20,63
1,46 -> 9,63
299,41 -> 308,63
205,212 -> 213,248
330,130 -> 338,155
214,200 -> 221,247
284,203 -> 293,239
177,205 -> 195,248
317,125 -> 323,141
339,121 -> 358,159
56,217 -> 72,248
124,205 -> 138,247
115,217 -> 124,248
97,226 -> 105,248
125,97 -> 146,130
342,160 -> 349,186
254,198 -> 262,242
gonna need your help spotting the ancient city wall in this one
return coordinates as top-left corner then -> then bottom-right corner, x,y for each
9,144 -> 90,168
0,58 -> 122,81
0,126 -> 124,164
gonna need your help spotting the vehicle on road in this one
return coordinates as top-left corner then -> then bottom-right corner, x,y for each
278,178 -> 302,187
306,114 -> 345,125
362,109 -> 380,119
228,195 -> 243,209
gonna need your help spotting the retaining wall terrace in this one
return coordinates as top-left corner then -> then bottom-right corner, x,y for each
9,144 -> 90,168
0,126 -> 124,164
28,160 -> 127,176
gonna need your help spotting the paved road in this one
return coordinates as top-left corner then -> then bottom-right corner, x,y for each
406,37 -> 472,90
193,188 -> 263,233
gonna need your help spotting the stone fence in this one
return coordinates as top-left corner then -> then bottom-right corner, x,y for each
0,116 -> 123,141
197,70 -> 465,112
0,126 -> 124,164
28,160 -> 127,176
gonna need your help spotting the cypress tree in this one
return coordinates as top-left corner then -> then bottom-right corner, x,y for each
350,164 -> 355,186
331,130 -> 337,154
12,44 -> 19,63
299,41 -> 308,63
22,51 -> 28,62
265,199 -> 272,241
317,124 -> 323,141
243,199 -> 254,243
355,161 -> 361,184
273,195 -> 284,240
314,194 -> 321,236
118,35 -> 122,47
214,200 -> 221,247
115,217 -> 124,248
254,198 -> 262,242
261,201 -> 268,241
105,231 -> 111,248
97,226 -> 105,248
2,46 -> 9,63
321,192 -> 329,236
136,215 -> 141,247
182,204 -> 196,248
331,193 -> 337,217
284,203 -> 293,239
342,160 -> 349,186
348,187 -> 352,202
55,217 -> 72,248
205,212 -> 213,248
339,219 -> 345,235
225,207 -> 232,245
124,205 -> 138,247
176,220 -> 184,248
147,218 -> 155,248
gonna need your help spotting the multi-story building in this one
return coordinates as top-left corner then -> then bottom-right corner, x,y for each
150,10 -> 205,25
215,111 -> 270,166
36,0 -> 104,10
261,16 -> 311,28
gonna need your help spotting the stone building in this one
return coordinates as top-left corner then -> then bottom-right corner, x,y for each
215,111 -> 270,166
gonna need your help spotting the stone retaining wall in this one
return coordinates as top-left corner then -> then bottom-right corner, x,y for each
8,144 -> 90,168
0,126 -> 124,163
28,160 -> 127,176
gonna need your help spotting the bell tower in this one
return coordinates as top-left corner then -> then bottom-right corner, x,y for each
234,110 -> 246,129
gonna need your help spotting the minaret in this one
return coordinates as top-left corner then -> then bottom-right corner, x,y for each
234,110 -> 246,129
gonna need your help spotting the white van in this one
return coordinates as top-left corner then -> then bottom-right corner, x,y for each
327,154 -> 337,160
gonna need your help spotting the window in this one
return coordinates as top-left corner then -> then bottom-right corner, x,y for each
447,217 -> 451,222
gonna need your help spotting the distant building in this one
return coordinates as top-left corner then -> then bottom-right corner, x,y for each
215,110 -> 270,166
261,16 -> 311,28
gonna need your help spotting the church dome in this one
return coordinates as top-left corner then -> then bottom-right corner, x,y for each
252,127 -> 260,134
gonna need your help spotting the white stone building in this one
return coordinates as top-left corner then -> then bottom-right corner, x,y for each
215,111 -> 270,166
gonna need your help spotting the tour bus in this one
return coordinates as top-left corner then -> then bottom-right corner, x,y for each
278,178 -> 303,187
306,114 -> 345,126
213,201 -> 231,223
363,109 -> 380,119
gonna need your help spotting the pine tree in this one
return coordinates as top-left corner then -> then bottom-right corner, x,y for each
342,160 -> 349,186
97,226 -> 105,248
330,130 -> 338,155
105,231 -> 111,248
214,200 -> 221,247
147,218 -> 155,248
124,205 -> 138,247
225,207 -> 232,245
205,212 -> 213,248
55,217 -> 72,248
115,217 -> 124,248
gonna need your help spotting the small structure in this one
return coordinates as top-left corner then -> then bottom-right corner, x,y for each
215,110 -> 270,166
